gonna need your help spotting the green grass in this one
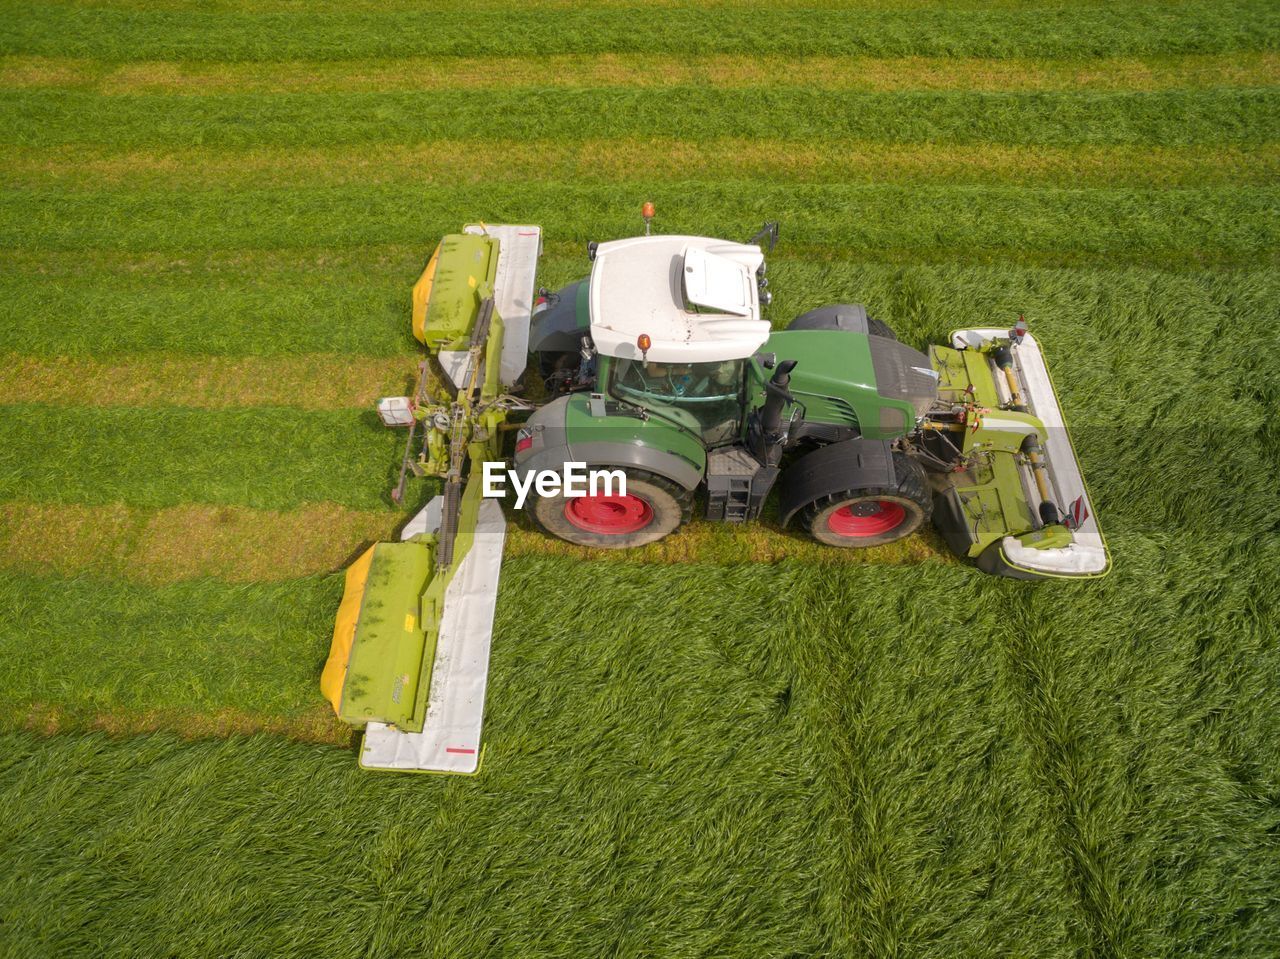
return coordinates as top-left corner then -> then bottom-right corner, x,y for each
2,0 -> 1278,954
3,1 -> 1276,60
0,406 -> 407,511
0,572 -> 341,728
2,183 -> 1275,261
7,88 -> 1278,148
1,555 -> 1276,956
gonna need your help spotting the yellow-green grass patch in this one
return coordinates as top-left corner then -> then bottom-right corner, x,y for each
7,140 -> 1277,192
4,52 -> 1277,95
0,500 -> 949,584
0,501 -> 400,583
11,702 -> 348,746
0,353 -> 414,409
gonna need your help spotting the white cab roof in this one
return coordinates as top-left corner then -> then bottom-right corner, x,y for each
589,235 -> 769,363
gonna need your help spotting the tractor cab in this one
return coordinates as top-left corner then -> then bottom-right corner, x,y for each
586,234 -> 773,445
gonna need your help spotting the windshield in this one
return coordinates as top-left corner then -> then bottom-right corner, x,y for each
609,358 -> 743,446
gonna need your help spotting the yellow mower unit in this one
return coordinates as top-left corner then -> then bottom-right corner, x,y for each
323,224 -> 541,773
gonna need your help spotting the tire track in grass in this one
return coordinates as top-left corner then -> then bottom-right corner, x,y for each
4,52 -> 1276,95
9,141 -> 1278,191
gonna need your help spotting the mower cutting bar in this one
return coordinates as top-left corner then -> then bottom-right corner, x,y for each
437,224 -> 542,390
360,497 -> 507,774
953,328 -> 1108,576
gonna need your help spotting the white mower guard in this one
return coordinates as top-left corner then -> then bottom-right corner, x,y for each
437,224 -> 542,391
953,328 -> 1109,577
359,496 -> 507,774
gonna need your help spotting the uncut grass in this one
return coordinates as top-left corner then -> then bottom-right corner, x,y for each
3,551 -> 1276,956
792,562 -> 1088,956
2,183 -> 1274,262
4,0 -> 1275,60
9,141 -> 1280,193
7,88 -> 1277,149
991,536 -> 1280,956
0,562 -> 840,957
6,52 -> 1278,95
0,559 -> 1064,958
0,405 -> 407,512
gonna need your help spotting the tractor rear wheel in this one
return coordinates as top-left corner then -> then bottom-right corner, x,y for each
866,317 -> 898,341
530,469 -> 691,549
799,452 -> 930,548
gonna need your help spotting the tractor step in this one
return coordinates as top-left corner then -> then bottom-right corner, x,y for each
705,446 -> 777,522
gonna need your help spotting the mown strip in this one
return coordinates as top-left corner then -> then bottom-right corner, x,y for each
6,88 -> 1276,148
0,501 -> 400,583
0,570 -> 345,735
17,703 -> 347,745
0,500 -> 947,585
8,141 -> 1277,191
0,405 -> 405,512
3,52 -> 1276,95
3,2 -> 1274,60
2,183 -> 1273,262
0,353 -> 413,409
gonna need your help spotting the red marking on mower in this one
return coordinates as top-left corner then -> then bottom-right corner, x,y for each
827,501 -> 906,538
446,747 -> 477,755
1064,495 -> 1089,530
565,494 -> 653,535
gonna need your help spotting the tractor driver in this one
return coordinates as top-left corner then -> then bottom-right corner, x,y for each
640,359 -> 739,398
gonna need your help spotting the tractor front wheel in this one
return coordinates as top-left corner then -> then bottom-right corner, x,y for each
799,453 -> 930,548
530,469 -> 691,549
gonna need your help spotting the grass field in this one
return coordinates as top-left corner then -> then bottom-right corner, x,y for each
1,1 -> 1278,956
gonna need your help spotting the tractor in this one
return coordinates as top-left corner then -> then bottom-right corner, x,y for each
321,214 -> 1108,773
518,225 -> 1105,579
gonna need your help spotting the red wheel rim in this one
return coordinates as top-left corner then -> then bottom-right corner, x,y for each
827,500 -> 906,538
564,494 -> 653,535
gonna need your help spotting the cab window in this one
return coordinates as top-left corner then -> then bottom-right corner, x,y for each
610,358 -> 743,446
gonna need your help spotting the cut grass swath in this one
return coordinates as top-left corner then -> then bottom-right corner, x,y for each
2,183 -> 1274,260
6,88 -> 1277,148
0,405 -> 408,512
0,353 -> 413,409
4,52 -> 1278,95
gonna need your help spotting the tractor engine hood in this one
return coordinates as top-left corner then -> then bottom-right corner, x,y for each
868,336 -> 942,420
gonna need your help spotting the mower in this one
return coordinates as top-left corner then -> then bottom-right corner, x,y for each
321,213 -> 1108,772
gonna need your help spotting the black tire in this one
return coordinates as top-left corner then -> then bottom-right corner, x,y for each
866,316 -> 898,341
530,468 -> 692,549
798,452 -> 930,548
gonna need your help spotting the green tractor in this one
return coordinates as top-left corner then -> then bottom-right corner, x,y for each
518,224 -> 1107,579
322,215 -> 1107,774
